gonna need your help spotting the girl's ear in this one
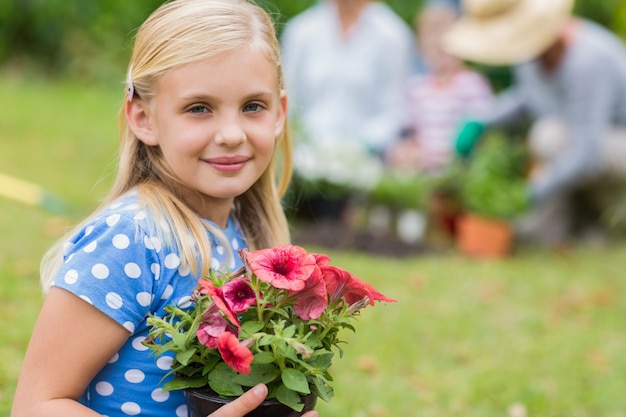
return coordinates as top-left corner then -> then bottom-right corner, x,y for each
125,98 -> 158,146
274,90 -> 288,138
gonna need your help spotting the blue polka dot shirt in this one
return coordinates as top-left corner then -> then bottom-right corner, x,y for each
52,191 -> 247,417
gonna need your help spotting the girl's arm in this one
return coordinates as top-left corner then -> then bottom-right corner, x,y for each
11,287 -> 130,417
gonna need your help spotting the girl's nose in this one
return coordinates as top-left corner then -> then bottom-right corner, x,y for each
214,115 -> 246,147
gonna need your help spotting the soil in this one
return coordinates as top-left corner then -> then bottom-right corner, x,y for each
291,219 -> 429,258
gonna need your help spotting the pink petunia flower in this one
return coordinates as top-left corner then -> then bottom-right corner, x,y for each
198,279 -> 241,329
222,277 -> 256,313
246,245 -> 317,291
290,269 -> 328,320
217,332 -> 253,374
197,310 -> 231,348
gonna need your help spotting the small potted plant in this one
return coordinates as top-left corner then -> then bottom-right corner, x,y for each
456,133 -> 529,258
144,244 -> 395,416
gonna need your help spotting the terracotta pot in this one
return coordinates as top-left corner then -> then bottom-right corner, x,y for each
456,213 -> 512,258
185,387 -> 317,417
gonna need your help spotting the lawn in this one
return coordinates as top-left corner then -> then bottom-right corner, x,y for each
2,75 -> 626,417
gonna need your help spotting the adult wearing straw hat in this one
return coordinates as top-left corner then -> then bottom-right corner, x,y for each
443,0 -> 626,246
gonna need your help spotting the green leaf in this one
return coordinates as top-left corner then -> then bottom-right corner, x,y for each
208,363 -> 244,396
175,347 -> 196,366
162,376 -> 207,391
241,320 -> 264,335
232,363 -> 280,386
251,351 -> 275,364
281,368 -> 310,394
282,324 -> 296,338
275,384 -> 305,412
258,334 -> 278,347
310,375 -> 334,402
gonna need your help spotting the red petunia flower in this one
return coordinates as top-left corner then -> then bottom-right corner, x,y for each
217,332 -> 253,374
246,245 -> 317,291
321,265 -> 396,306
311,252 -> 331,267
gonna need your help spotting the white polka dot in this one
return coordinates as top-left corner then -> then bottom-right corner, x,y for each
124,203 -> 139,211
125,369 -> 145,383
79,295 -> 93,304
121,402 -> 141,415
211,257 -> 221,270
216,245 -> 225,256
144,236 -> 162,252
65,253 -> 75,263
112,234 -> 130,249
106,214 -> 121,227
151,388 -> 170,402
105,292 -> 123,310
178,264 -> 190,277
156,355 -> 173,370
123,322 -> 135,333
64,269 -> 79,284
133,210 -> 147,220
110,201 -> 124,210
136,292 -> 151,307
92,264 -> 110,279
63,241 -> 74,255
84,241 -> 97,253
178,295 -> 192,309
85,225 -> 94,236
161,285 -> 173,300
95,381 -> 114,396
143,236 -> 155,249
176,404 -> 188,417
108,352 -> 119,363
132,336 -> 149,351
232,238 -> 240,250
164,253 -> 180,269
124,263 -> 141,279
151,263 -> 161,280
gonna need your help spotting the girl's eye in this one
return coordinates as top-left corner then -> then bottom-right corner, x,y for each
243,103 -> 263,113
189,105 -> 209,114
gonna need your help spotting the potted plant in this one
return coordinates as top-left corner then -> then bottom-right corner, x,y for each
144,244 -> 395,416
456,133 -> 529,258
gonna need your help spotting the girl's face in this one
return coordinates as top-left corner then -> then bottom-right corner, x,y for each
134,48 -> 287,221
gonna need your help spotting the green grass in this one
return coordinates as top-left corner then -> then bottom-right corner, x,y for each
2,75 -> 626,417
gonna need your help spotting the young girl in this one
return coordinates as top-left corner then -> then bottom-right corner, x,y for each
11,1 -> 317,416
385,2 -> 493,174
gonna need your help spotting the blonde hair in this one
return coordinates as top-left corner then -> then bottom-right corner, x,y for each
41,0 -> 292,290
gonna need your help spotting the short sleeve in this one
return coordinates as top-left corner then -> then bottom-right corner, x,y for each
53,211 -> 160,332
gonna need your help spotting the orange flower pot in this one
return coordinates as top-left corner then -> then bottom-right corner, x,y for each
456,213 -> 513,258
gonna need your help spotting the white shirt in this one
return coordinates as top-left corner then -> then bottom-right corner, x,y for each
281,1 -> 415,187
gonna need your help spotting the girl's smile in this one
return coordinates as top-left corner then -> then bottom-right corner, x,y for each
203,155 -> 251,173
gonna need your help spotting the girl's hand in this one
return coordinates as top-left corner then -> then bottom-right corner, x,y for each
207,384 -> 319,417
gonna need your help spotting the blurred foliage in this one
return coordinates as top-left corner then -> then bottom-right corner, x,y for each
368,172 -> 432,210
457,133 -> 529,220
0,0 -> 425,82
1,0 -> 625,82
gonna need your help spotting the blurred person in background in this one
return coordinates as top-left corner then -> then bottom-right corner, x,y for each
385,1 -> 493,175
444,0 -> 626,247
280,0 -> 415,223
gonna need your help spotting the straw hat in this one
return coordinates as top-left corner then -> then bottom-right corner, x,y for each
442,0 -> 574,65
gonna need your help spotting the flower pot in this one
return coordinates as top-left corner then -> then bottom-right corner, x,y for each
456,213 -> 512,258
185,387 -> 317,417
